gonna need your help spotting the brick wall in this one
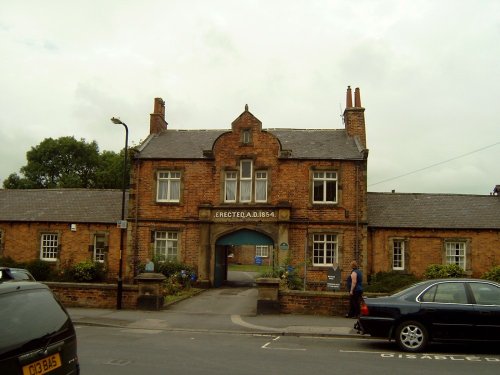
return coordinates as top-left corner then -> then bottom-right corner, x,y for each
279,290 -> 350,316
46,282 -> 138,309
369,228 -> 499,277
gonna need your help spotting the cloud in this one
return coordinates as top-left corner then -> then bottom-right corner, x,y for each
0,0 -> 498,193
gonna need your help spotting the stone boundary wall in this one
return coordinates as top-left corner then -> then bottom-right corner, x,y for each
279,290 -> 350,316
46,282 -> 139,309
45,281 -> 379,316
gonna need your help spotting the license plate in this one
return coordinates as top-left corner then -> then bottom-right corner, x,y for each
22,353 -> 62,375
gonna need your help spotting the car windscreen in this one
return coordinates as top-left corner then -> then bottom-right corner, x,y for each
9,269 -> 34,281
0,288 -> 71,357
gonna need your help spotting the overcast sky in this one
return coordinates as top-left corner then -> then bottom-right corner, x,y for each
1,0 -> 498,194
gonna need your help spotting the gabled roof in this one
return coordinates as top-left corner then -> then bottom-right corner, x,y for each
0,189 -> 126,224
136,128 -> 364,160
368,192 -> 500,229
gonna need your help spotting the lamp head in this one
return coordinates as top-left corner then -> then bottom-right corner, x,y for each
111,117 -> 124,125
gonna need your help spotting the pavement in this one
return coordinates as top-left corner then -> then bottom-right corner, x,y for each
68,306 -> 361,338
67,278 -> 362,338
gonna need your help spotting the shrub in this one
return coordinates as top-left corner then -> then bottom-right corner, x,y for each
1,257 -> 58,281
424,264 -> 466,279
0,256 -> 21,268
259,264 -> 303,290
25,259 -> 55,281
70,260 -> 105,282
156,260 -> 196,289
482,265 -> 500,282
162,276 -> 184,296
364,271 -> 420,293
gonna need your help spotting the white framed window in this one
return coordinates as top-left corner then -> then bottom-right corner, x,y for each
445,241 -> 466,269
242,129 -> 251,144
312,234 -> 337,266
255,171 -> 268,202
40,233 -> 59,261
239,160 -> 252,202
256,245 -> 269,258
224,161 -> 268,203
225,171 -> 237,202
154,231 -> 178,261
156,171 -> 181,202
312,171 -> 337,203
392,239 -> 405,270
93,234 -> 106,263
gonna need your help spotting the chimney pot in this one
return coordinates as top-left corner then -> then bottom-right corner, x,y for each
346,86 -> 353,108
354,87 -> 362,107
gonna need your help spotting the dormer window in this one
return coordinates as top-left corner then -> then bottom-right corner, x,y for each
242,129 -> 251,144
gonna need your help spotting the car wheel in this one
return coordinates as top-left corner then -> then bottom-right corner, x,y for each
395,321 -> 428,352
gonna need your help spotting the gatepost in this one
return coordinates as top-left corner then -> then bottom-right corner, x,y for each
255,277 -> 280,314
136,272 -> 167,310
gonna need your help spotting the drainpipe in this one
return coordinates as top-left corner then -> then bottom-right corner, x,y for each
303,229 -> 308,291
133,160 -> 141,279
355,162 -> 360,262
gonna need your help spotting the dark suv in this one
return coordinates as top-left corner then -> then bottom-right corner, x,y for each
0,281 -> 79,374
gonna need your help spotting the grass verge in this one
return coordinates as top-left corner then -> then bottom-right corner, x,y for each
228,264 -> 273,273
164,288 -> 204,306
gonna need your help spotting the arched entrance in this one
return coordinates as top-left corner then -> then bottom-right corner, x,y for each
214,229 -> 274,287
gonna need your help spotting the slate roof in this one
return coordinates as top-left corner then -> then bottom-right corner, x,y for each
368,192 -> 500,229
136,129 -> 364,160
0,189 -> 127,223
3,189 -> 498,230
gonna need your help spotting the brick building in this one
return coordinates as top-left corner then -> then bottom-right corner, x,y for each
368,192 -> 500,278
129,87 -> 369,287
1,87 -> 498,287
0,189 -> 125,280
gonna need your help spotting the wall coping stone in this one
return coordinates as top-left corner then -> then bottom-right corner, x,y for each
44,281 -> 138,291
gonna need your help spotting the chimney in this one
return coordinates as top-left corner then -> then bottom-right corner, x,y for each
343,86 -> 366,150
150,97 -> 168,134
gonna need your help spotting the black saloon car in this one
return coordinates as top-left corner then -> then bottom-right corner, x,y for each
0,281 -> 79,374
357,278 -> 500,352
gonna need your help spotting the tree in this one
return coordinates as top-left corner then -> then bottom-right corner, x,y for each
3,173 -> 34,189
2,136 -> 130,189
94,149 -> 130,189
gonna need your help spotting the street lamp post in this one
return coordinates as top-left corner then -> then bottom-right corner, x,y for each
110,117 -> 129,310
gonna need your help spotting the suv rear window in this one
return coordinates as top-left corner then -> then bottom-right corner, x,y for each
0,288 -> 71,356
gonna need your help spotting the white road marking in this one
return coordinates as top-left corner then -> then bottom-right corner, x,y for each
261,336 -> 307,351
120,328 -> 163,334
231,314 -> 281,332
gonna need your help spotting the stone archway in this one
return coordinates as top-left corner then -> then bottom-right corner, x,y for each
213,229 -> 275,287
